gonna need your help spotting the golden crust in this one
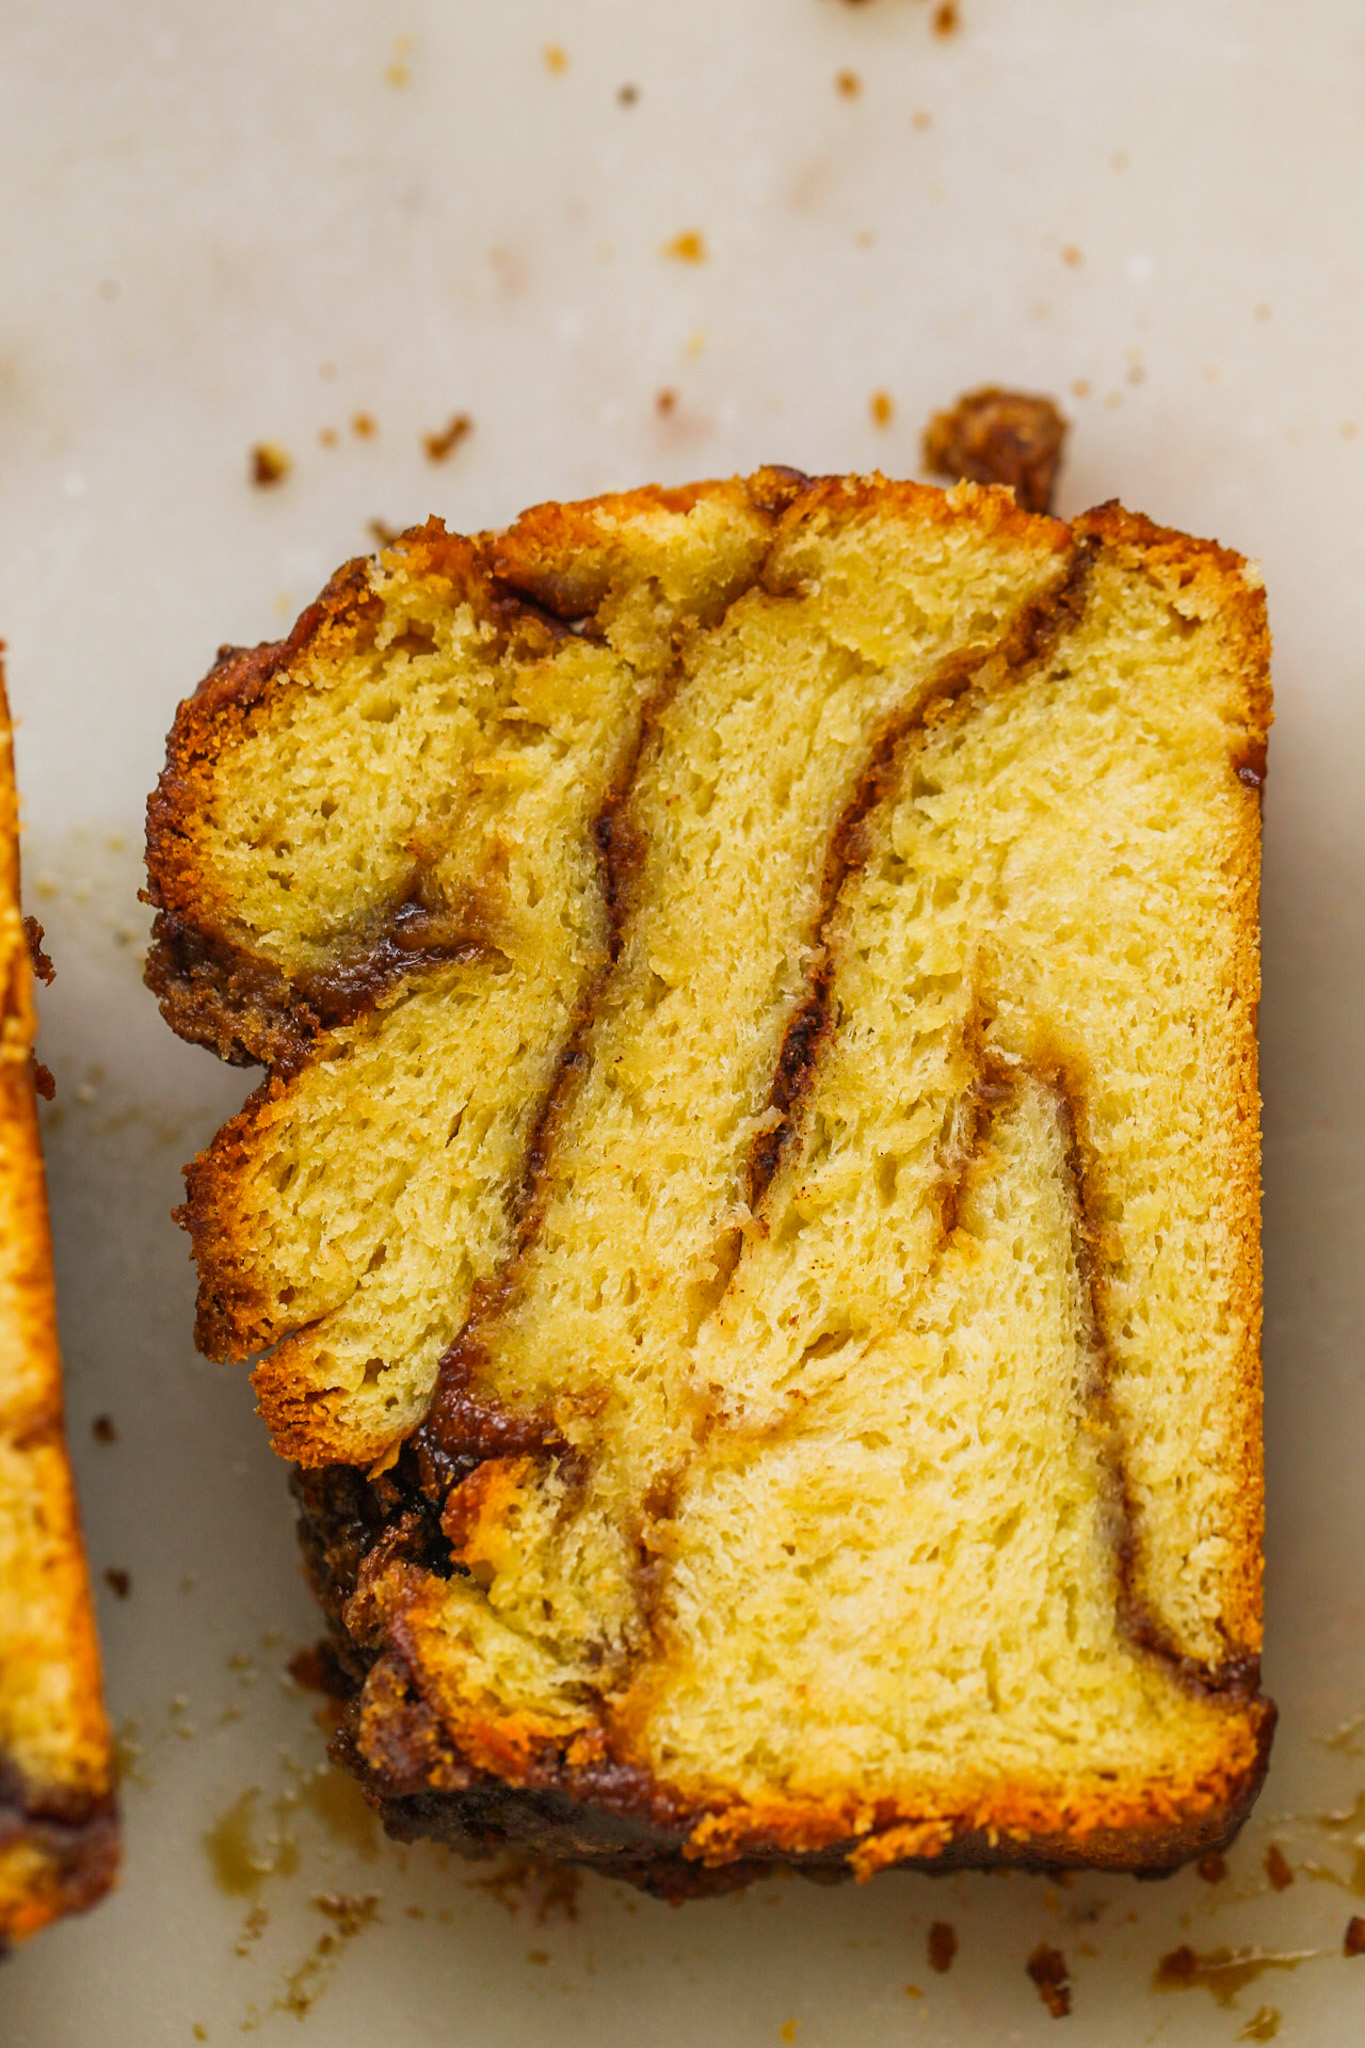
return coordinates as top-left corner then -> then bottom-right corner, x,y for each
149,474 -> 1270,1890
0,661 -> 117,1943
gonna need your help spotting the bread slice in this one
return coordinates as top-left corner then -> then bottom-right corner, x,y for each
0,665 -> 117,1943
146,470 -> 1272,1894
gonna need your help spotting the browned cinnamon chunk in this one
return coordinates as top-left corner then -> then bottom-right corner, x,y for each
0,661 -> 118,1942
923,387 -> 1068,513
146,470 -> 1271,1897
1026,1942 -> 1073,2017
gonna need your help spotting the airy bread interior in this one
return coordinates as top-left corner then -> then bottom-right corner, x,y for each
148,474 -> 1271,1876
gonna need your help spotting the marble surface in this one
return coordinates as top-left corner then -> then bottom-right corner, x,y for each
2,1 -> 1363,2040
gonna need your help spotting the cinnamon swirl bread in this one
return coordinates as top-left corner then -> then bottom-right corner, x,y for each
146,471 -> 1272,1894
0,665 -> 117,1943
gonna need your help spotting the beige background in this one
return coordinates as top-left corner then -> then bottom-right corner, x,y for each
2,1 -> 1364,2040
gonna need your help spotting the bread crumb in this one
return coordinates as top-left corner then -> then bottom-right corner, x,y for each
250,443 -> 290,488
618,83 -> 639,106
1027,1942 -> 1072,2017
932,1 -> 960,33
912,109 -> 932,131
92,1414 -> 118,1445
422,413 -> 473,463
1196,1852 -> 1228,1883
544,44 -> 567,75
1345,1916 -> 1365,1956
656,389 -> 677,417
922,386 -> 1068,514
318,427 -> 338,448
352,412 -> 376,438
1263,1844 -> 1293,1890
869,390 -> 894,428
663,230 -> 707,263
369,518 -> 402,548
1062,243 -> 1083,267
928,1920 -> 958,1972
836,70 -> 861,97
104,1568 -> 131,1600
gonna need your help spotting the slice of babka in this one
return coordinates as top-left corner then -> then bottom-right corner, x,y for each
145,470 -> 1273,1895
0,665 -> 117,1943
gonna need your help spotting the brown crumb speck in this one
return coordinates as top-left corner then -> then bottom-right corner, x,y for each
544,44 -> 567,74
32,1060 -> 55,1102
1254,303 -> 1272,322
1197,1852 -> 1229,1884
912,109 -> 932,132
92,1414 -> 118,1444
931,1 -> 959,34
618,82 -> 639,105
655,389 -> 677,417
1027,1942 -> 1072,2018
904,1983 -> 923,1997
23,917 -> 54,985
1264,1845 -> 1293,1891
870,390 -> 895,428
922,385 -> 1068,514
318,427 -> 338,448
104,1568 -> 131,1600
369,518 -> 402,548
1345,1916 -> 1365,1956
927,1920 -> 958,1973
1071,378 -> 1091,399
250,443 -> 290,488
422,412 -> 473,463
663,230 -> 707,263
1061,243 -> 1083,267
352,412 -> 376,438
836,70 -> 861,97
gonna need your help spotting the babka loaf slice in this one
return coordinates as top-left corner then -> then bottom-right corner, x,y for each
147,471 -> 1272,1894
0,666 -> 117,1943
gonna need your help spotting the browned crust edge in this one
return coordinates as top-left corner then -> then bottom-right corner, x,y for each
0,659 -> 118,1944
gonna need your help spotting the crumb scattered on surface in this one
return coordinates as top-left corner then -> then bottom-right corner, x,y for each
1027,1943 -> 1072,2018
318,427 -> 338,448
927,1920 -> 958,1973
32,1059 -> 55,1101
422,412 -> 473,462
663,230 -> 707,263
1196,1851 -> 1229,1884
1255,303 -> 1272,322
912,109 -> 932,131
1264,1844 -> 1293,1891
836,69 -> 861,96
869,389 -> 894,428
103,1567 -> 131,1599
932,1 -> 960,33
1061,243 -> 1083,267
618,82 -> 639,105
544,44 -> 567,74
1071,378 -> 1091,399
250,443 -> 290,488
369,518 -> 402,548
22,916 -> 54,984
904,1982 -> 923,1997
352,412 -> 376,438
92,1413 -> 118,1444
921,385 -> 1068,514
1345,1916 -> 1365,1956
386,37 -> 412,87
779,2024 -> 798,2045
656,389 -> 677,417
